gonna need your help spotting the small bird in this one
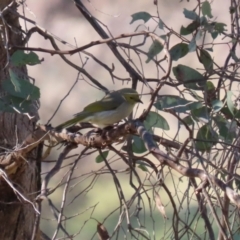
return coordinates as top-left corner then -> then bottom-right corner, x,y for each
56,88 -> 142,130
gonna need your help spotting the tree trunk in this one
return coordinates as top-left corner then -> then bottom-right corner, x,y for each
0,1 -> 41,239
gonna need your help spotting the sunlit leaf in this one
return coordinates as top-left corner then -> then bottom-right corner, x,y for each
212,100 -> 223,113
154,191 -> 167,219
191,106 -> 210,123
130,12 -> 151,24
155,96 -> 202,113
227,91 -> 234,116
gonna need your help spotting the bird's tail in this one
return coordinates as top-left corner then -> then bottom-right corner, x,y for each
55,114 -> 88,131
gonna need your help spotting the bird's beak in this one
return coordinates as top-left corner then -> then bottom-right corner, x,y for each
138,99 -> 143,103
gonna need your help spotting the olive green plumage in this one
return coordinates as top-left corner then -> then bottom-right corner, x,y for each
56,88 -> 142,129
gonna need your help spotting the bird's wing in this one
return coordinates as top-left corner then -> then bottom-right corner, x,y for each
74,91 -> 125,116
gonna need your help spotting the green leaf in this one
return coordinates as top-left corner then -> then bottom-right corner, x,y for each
132,135 -> 147,154
188,89 -> 204,101
235,179 -> 240,190
202,1 -> 213,18
11,51 -> 41,66
96,151 -> 109,163
195,124 -> 218,151
183,9 -> 199,21
169,43 -> 189,61
180,116 -> 194,125
199,49 -> 213,71
200,16 -> 208,25
214,116 -> 236,143
211,31 -> 218,39
195,30 -> 202,41
130,12 -> 151,24
191,106 -> 210,123
214,22 -> 227,33
180,21 -> 200,35
158,19 -> 164,29
145,111 -> 169,130
155,96 -> 202,113
4,70 -> 40,100
172,64 -> 205,90
230,50 -> 240,62
227,91 -> 234,116
138,164 -> 148,172
8,69 -> 21,92
0,94 -> 36,113
188,37 -> 196,52
212,100 -> 223,113
146,40 -> 163,63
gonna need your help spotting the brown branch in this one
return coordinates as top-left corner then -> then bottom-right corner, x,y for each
1,119 -> 240,210
134,121 -> 240,209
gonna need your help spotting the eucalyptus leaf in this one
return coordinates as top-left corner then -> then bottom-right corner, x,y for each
169,43 -> 189,61
173,64 -> 205,90
3,72 -> 40,101
199,49 -> 213,71
191,106 -> 210,123
202,1 -> 213,18
96,151 -> 109,163
180,21 -> 200,35
145,111 -> 169,130
212,100 -> 223,113
188,37 -> 196,52
195,124 -> 218,151
158,19 -> 164,29
183,8 -> 199,21
130,12 -> 151,24
180,116 -> 194,125
227,91 -> 234,116
214,22 -> 227,33
214,116 -> 236,143
146,40 -> 163,63
211,31 -> 218,39
138,164 -> 148,172
11,50 -> 41,66
132,135 -> 147,154
155,96 -> 202,113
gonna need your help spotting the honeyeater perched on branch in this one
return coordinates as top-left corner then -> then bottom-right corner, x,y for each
56,88 -> 142,130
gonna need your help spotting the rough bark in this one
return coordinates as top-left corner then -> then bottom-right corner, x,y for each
0,1 -> 41,240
